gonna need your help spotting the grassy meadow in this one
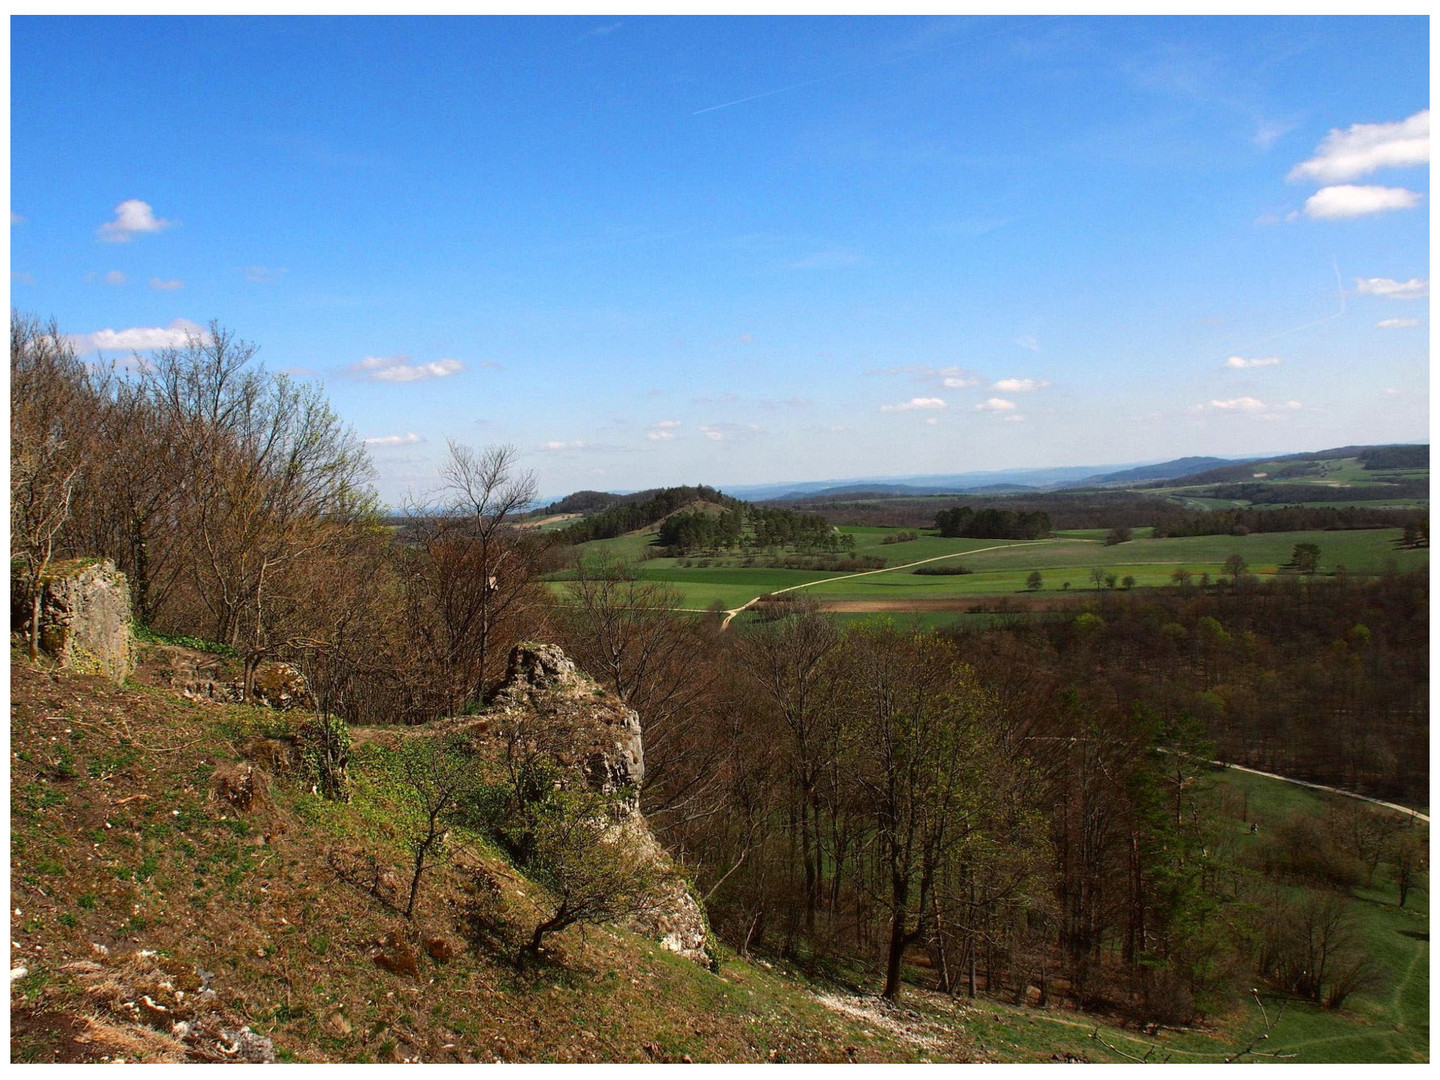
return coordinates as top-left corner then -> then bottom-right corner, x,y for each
550,523 -> 1426,616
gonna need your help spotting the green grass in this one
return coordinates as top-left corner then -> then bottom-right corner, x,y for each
557,526 -> 1425,615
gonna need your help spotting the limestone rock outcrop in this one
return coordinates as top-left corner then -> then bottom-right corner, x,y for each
16,559 -> 134,682
470,642 -> 710,966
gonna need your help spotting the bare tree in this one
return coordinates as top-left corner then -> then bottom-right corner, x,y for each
10,313 -> 92,659
406,441 -> 543,711
559,549 -> 724,820
733,602 -> 842,935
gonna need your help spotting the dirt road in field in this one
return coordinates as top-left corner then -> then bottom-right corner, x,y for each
1208,760 -> 1429,822
718,539 -> 1066,629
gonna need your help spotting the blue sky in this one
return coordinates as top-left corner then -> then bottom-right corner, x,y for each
9,15 -> 1430,505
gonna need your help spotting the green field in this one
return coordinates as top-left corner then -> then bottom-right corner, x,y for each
553,526 -> 1426,614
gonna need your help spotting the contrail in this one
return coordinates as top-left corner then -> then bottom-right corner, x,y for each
1216,258 -> 1347,360
692,16 -> 1062,117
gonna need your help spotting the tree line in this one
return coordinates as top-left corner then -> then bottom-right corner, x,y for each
555,486 -> 737,544
934,505 -> 1052,540
1149,504 -> 1426,538
656,504 -> 845,556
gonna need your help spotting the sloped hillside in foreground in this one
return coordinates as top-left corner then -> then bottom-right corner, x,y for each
9,655 -> 984,1063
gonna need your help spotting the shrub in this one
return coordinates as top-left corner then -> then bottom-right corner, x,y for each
297,713 -> 351,801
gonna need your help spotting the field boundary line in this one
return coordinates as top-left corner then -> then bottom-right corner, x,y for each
719,539 -> 1055,629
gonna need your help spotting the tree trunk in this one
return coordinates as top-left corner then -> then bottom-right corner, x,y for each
28,578 -> 42,665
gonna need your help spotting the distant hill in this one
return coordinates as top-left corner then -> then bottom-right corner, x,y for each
1143,444 -> 1428,490
1082,457 -> 1232,486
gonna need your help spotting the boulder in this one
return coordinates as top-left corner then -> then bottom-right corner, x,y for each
18,559 -> 134,682
238,661 -> 313,711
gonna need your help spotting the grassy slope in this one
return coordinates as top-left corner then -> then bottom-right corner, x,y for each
8,659 -> 981,1064
9,660 -> 1428,1063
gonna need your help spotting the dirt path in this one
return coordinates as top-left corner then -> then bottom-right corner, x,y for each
718,539 -> 1056,629
1206,759 -> 1429,822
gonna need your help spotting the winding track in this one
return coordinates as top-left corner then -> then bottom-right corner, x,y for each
717,539 -> 1058,630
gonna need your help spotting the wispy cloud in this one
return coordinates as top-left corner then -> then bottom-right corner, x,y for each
537,440 -> 586,452
348,355 -> 465,382
11,211 -> 24,225
698,422 -> 762,442
1302,184 -> 1422,219
690,392 -> 739,405
1223,355 -> 1282,369
1014,334 -> 1040,352
880,397 -> 947,412
1355,277 -> 1428,300
871,364 -> 980,389
646,419 -> 682,442
787,249 -> 865,270
992,377 -> 1049,392
11,271 -> 34,285
104,270 -> 126,286
1252,118 -> 1296,150
578,20 -> 623,41
149,277 -> 183,291
1288,110 -> 1429,183
1375,317 -> 1421,329
97,199 -> 175,242
242,265 -> 289,283
974,398 -> 1017,412
364,432 -> 425,447
70,318 -> 205,354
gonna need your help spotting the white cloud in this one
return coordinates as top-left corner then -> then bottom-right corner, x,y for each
1302,184 -> 1423,219
104,270 -> 126,286
97,199 -> 175,242
974,398 -> 1017,412
363,432 -> 425,447
242,266 -> 289,283
1202,398 -> 1302,416
348,355 -> 464,382
149,277 -> 183,291
1223,355 -> 1282,369
992,377 -> 1050,392
1375,318 -> 1421,329
647,430 -> 677,441
1002,414 -> 1026,423
646,421 -> 681,442
1014,334 -> 1040,352
652,419 -> 682,428
70,317 -> 205,354
880,397 -> 947,412
1355,277 -> 1428,299
787,250 -> 865,270
537,440 -> 586,452
924,417 -> 939,426
1384,388 -> 1403,395
698,422 -> 761,442
1288,110 -> 1429,183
